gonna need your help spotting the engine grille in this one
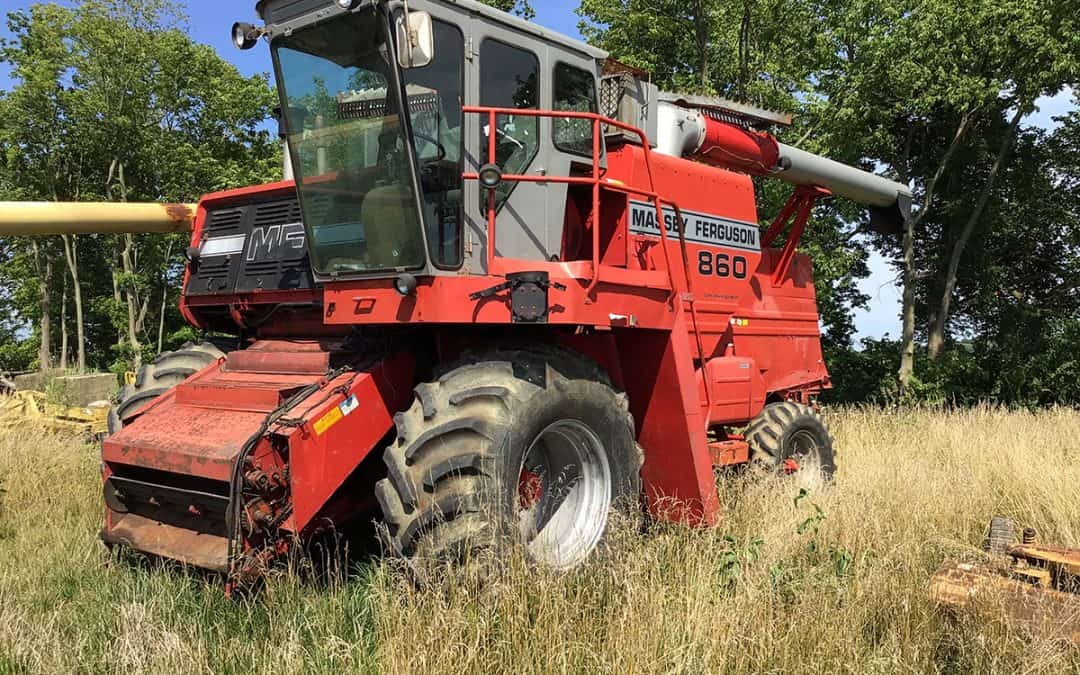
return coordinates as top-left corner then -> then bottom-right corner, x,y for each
186,195 -> 314,297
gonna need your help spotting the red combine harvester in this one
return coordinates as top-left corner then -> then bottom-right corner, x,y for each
1,0 -> 911,583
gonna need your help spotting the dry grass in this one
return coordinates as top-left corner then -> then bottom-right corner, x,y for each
0,407 -> 1077,674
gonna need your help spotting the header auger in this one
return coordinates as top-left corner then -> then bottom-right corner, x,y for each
1,0 -> 911,587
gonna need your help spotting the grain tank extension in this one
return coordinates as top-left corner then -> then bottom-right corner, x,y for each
0,0 -> 912,586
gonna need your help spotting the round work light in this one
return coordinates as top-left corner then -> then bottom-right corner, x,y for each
478,163 -> 503,189
394,274 -> 418,297
231,22 -> 257,50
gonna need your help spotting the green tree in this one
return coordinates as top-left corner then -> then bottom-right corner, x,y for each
808,0 -> 1079,390
0,0 -> 279,373
479,0 -> 535,21
578,0 -> 871,353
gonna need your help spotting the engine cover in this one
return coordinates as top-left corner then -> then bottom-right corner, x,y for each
186,188 -> 314,297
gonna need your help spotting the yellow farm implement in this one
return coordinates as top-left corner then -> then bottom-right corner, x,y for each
0,390 -> 110,438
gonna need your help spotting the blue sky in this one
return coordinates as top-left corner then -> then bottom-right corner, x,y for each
1,1 -> 1075,341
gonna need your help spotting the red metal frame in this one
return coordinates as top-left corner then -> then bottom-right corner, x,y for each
761,184 -> 831,287
112,96 -> 842,579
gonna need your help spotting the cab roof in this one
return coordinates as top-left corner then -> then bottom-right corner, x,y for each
256,0 -> 608,62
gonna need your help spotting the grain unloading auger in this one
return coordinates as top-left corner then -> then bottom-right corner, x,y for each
0,0 -> 911,585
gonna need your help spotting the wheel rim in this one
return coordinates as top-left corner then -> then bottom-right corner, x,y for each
790,429 -> 819,457
784,428 -> 830,484
517,419 -> 612,569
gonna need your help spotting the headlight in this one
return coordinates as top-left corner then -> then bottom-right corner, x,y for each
231,22 -> 258,50
394,274 -> 418,297
478,163 -> 503,189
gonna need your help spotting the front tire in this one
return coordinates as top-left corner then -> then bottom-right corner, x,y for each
375,348 -> 643,571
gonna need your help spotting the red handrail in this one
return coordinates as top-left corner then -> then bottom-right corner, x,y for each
460,105 -> 717,418
461,106 -> 683,301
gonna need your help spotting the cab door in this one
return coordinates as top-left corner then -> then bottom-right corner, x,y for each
464,16 -> 602,269
397,2 -> 470,272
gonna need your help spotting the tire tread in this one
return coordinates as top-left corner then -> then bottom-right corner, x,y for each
379,346 -> 642,564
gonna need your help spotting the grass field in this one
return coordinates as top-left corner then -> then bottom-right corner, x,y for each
0,406 -> 1077,674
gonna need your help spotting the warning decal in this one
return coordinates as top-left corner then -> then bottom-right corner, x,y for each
313,394 -> 361,436
313,407 -> 343,436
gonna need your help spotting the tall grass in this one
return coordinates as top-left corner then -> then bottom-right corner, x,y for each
0,407 -> 1077,673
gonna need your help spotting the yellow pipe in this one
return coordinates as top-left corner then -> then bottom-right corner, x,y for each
0,202 -> 197,236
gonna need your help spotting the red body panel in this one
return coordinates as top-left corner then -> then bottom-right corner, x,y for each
278,352 -> 413,532
605,145 -> 828,400
616,308 -> 720,525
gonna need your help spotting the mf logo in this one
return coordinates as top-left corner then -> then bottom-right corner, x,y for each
247,222 -> 306,261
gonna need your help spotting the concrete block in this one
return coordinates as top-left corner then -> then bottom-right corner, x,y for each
13,371 -> 118,406
61,374 -> 118,405
13,371 -> 50,392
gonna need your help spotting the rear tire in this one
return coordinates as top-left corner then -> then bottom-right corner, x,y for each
746,401 -> 836,481
107,342 -> 225,434
376,347 -> 643,572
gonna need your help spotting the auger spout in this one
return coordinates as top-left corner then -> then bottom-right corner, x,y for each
655,98 -> 912,227
0,202 -> 198,236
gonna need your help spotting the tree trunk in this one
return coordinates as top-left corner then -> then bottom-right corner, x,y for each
157,240 -> 174,353
898,111 -> 976,393
737,0 -> 751,100
157,284 -> 169,354
112,243 -> 124,350
31,241 -> 53,370
927,105 -> 1025,360
898,218 -> 917,389
693,0 -> 711,91
109,158 -> 142,368
122,233 -> 142,368
61,234 -> 87,371
60,274 -> 69,371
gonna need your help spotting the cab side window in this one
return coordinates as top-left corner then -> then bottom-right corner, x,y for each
479,39 -> 539,210
553,63 -> 597,156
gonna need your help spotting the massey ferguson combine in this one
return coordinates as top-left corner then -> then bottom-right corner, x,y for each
0,0 -> 912,583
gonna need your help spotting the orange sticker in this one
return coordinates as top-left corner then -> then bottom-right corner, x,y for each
313,406 -> 343,435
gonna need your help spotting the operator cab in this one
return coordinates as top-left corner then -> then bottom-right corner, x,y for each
252,0 -> 606,281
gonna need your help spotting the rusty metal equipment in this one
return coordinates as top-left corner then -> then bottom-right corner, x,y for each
5,0 -> 918,587
930,517 -> 1080,644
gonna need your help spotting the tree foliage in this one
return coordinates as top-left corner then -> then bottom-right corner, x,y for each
478,0 -> 534,21
580,0 -> 1080,404
0,0 -> 280,373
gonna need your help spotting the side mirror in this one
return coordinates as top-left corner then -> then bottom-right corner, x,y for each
396,11 -> 434,69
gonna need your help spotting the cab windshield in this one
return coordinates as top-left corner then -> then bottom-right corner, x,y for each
273,12 -> 424,274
